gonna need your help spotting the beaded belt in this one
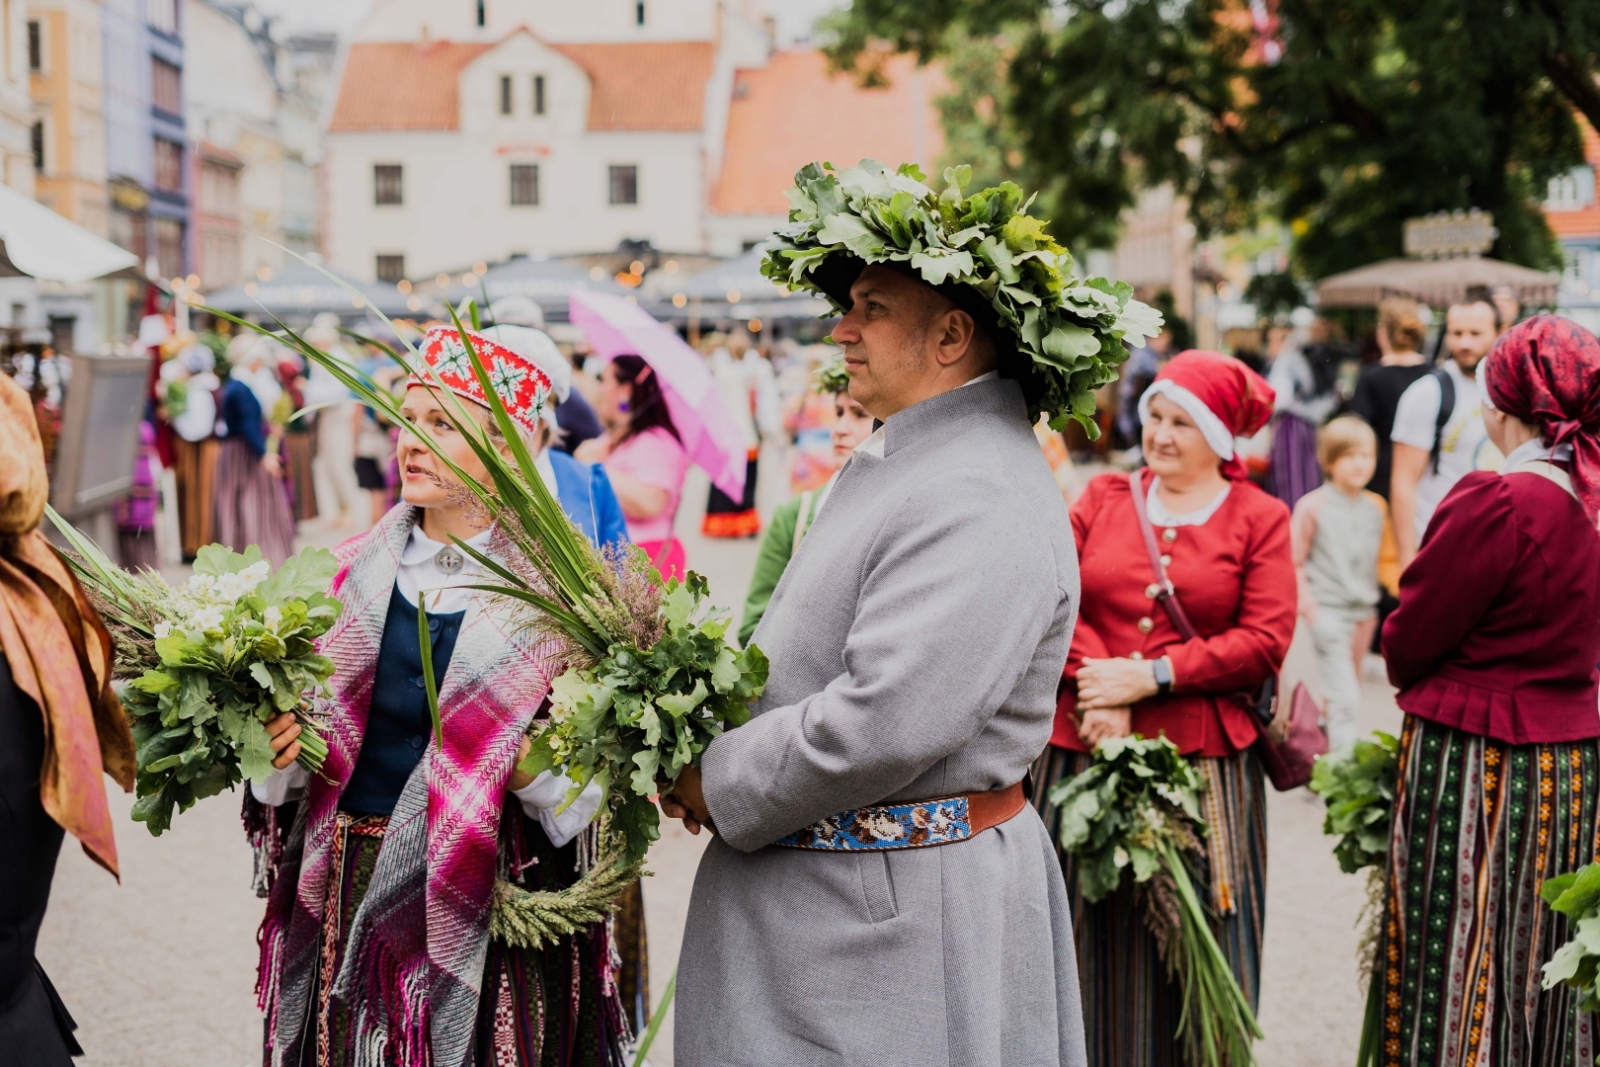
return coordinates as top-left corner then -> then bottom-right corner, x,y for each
774,781 -> 1027,851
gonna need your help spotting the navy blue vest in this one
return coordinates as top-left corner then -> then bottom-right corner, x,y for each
340,586 -> 465,816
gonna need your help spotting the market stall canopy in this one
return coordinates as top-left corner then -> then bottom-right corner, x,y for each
205,258 -> 410,318
568,288 -> 747,501
646,243 -> 834,321
0,183 -> 139,283
1315,257 -> 1559,309
433,255 -> 628,324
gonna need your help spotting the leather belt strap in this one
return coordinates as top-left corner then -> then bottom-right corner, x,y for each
774,781 -> 1028,851
967,780 -> 1028,834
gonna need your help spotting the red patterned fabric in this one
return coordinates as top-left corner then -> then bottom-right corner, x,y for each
1151,350 -> 1277,481
1482,314 -> 1600,522
412,326 -> 554,436
258,504 -> 563,1066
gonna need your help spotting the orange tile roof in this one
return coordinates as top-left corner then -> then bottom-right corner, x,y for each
555,42 -> 714,131
1547,118 -> 1600,241
711,49 -> 947,217
329,41 -> 492,132
328,37 -> 713,134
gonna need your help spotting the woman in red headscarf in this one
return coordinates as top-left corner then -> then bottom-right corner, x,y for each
1373,316 -> 1600,1067
1031,350 -> 1296,1067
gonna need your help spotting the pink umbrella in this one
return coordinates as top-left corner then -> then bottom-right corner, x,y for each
569,289 -> 747,500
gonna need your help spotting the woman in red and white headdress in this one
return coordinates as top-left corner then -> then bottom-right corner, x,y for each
1031,350 -> 1298,1067
247,326 -> 632,1067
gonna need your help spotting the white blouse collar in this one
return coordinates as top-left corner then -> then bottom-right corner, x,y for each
1145,476 -> 1232,528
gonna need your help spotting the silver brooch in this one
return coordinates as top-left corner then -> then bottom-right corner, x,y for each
433,544 -> 466,576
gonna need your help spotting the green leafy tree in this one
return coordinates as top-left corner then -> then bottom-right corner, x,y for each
824,0 -> 1595,278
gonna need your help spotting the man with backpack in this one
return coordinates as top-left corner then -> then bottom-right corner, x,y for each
1388,293 -> 1502,567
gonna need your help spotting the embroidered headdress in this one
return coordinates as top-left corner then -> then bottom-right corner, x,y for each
410,325 -> 554,435
761,160 -> 1162,433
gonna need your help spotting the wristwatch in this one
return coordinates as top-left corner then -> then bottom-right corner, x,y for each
1152,656 -> 1174,697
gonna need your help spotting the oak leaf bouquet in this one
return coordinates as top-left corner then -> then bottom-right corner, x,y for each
209,296 -> 767,949
1540,862 -> 1600,1021
47,512 -> 338,835
1050,735 -> 1262,1067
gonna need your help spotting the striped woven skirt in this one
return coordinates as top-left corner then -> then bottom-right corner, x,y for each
298,811 -> 630,1067
1032,745 -> 1268,1067
214,437 -> 296,568
1373,716 -> 1600,1067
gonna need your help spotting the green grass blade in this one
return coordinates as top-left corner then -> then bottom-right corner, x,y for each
416,594 -> 443,747
443,303 -> 602,600
630,968 -> 676,1067
1355,967 -> 1383,1067
46,504 -> 141,600
205,306 -> 503,521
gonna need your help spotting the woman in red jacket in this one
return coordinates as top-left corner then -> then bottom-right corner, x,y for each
1032,350 -> 1296,1067
1374,316 -> 1600,1067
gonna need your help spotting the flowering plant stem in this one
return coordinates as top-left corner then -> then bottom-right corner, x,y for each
48,506 -> 337,834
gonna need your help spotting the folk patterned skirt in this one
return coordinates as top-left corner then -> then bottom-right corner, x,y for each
1374,716 -> 1599,1067
701,450 -> 761,539
302,811 -> 631,1067
1032,745 -> 1268,1067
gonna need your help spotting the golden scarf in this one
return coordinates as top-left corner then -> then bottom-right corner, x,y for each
0,372 -> 134,877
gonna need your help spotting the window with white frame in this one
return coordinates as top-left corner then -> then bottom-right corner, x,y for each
1547,167 -> 1596,212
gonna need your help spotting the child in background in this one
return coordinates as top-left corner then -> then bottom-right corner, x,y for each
739,361 -> 875,645
1291,416 -> 1400,754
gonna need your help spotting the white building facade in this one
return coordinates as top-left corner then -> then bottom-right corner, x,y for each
321,0 -> 952,283
323,0 -> 771,282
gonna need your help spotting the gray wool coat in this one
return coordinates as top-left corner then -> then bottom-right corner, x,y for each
675,377 -> 1087,1067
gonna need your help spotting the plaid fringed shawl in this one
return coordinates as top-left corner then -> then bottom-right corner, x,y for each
257,504 -> 561,1067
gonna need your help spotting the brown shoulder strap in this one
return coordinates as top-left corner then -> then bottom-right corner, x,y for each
1128,470 -> 1199,642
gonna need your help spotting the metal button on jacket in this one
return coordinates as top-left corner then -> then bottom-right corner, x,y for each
1162,528 -> 1177,543
1138,616 -> 1154,633
1145,583 -> 1162,599
1129,650 -> 1145,660
1160,554 -> 1172,567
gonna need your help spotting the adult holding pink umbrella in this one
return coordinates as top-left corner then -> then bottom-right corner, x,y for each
576,355 -> 691,577
570,290 -> 748,579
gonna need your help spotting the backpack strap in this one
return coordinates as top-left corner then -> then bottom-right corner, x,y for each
1429,365 -> 1455,474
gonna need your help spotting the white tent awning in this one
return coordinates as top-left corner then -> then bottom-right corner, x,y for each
0,182 -> 139,284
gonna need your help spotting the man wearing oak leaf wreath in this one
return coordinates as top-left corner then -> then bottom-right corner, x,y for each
660,160 -> 1158,1067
